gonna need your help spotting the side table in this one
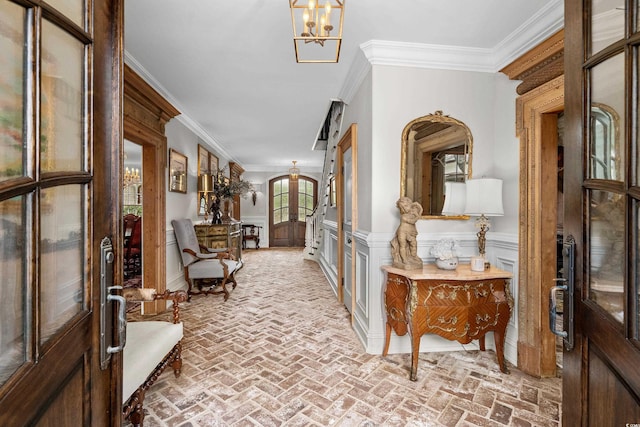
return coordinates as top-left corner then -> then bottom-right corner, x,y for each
382,264 -> 513,381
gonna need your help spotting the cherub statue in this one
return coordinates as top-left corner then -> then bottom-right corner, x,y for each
390,197 -> 423,270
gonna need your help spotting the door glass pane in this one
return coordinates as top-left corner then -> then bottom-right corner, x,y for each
591,0 -> 624,56
0,196 -> 27,386
41,20 -> 85,173
47,0 -> 84,29
40,185 -> 85,344
589,190 -> 624,323
0,2 -> 26,182
590,54 -> 624,181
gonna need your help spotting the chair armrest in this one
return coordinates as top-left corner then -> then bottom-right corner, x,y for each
123,289 -> 188,324
199,244 -> 227,254
183,247 -> 236,261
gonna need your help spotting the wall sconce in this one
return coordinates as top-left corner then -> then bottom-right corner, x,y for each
464,178 -> 504,257
250,183 -> 264,206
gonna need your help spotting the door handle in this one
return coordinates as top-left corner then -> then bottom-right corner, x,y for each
99,237 -> 128,370
548,235 -> 575,351
107,288 -> 127,355
549,278 -> 567,339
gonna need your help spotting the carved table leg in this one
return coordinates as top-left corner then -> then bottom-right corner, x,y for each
494,328 -> 509,373
479,335 -> 486,351
383,322 -> 392,356
410,332 -> 420,381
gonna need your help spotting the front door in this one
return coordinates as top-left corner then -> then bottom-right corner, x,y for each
270,175 -> 317,247
0,0 -> 122,425
563,0 -> 640,423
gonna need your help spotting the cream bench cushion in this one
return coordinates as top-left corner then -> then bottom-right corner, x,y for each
122,321 -> 183,402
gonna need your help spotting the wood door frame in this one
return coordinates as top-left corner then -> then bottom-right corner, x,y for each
123,65 -> 180,314
337,123 -> 357,320
501,30 -> 565,377
515,76 -> 564,377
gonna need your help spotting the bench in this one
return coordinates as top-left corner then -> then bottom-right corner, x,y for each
122,289 -> 188,427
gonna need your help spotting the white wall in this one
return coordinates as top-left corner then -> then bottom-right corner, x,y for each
322,62 -> 521,366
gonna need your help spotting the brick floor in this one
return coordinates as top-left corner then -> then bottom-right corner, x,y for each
125,248 -> 561,426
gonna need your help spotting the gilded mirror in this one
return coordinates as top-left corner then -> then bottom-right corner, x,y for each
401,111 -> 472,218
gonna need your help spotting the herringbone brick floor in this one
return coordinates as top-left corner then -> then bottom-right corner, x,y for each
126,248 -> 561,426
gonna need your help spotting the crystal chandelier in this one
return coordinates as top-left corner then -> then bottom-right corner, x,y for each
289,161 -> 300,181
123,167 -> 141,187
289,0 -> 345,63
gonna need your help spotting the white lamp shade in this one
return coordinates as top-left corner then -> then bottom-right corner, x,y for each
464,178 -> 504,216
441,182 -> 467,215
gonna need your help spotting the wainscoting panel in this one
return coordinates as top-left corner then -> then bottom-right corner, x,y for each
318,220 -> 339,297
166,229 -> 188,292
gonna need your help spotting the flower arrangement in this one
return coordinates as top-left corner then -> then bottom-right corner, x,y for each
212,167 -> 253,200
431,238 -> 458,260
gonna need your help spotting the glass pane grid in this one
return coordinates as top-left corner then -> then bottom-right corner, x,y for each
41,20 -> 85,173
589,189 -> 625,324
0,2 -> 26,183
0,196 -> 27,386
40,185 -> 85,344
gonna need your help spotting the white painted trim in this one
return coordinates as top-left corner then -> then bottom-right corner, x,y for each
343,0 -> 563,80
124,51 -> 237,163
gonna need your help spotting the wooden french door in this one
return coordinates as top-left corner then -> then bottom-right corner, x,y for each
0,0 -> 122,425
269,175 -> 317,247
563,0 -> 640,423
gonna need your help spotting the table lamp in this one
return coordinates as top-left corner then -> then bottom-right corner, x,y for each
197,174 -> 213,222
464,178 -> 504,257
441,182 -> 467,216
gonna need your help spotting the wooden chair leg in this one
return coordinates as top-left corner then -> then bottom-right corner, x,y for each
127,389 -> 145,427
171,343 -> 183,377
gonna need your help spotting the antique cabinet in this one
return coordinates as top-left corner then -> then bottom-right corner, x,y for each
194,221 -> 242,262
382,264 -> 513,381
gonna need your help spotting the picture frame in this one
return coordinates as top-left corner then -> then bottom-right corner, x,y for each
209,153 -> 219,176
169,148 -> 188,193
197,144 -> 210,176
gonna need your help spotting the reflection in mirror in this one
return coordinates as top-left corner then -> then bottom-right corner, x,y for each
589,190 -> 624,323
590,103 -> 620,180
123,140 -> 143,288
401,111 -> 472,218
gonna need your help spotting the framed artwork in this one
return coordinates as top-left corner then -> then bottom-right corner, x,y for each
330,176 -> 337,207
169,148 -> 187,193
209,153 -> 219,176
197,144 -> 210,176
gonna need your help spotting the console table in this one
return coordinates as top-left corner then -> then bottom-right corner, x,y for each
382,264 -> 513,381
194,221 -> 242,262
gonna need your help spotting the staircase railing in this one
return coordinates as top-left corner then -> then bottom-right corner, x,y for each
303,100 -> 345,260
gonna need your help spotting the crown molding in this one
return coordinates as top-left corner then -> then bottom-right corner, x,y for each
344,0 -> 563,81
338,48 -> 372,104
493,0 -> 564,71
124,51 -> 237,163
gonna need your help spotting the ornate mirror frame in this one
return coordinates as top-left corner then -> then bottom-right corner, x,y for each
400,110 -> 473,219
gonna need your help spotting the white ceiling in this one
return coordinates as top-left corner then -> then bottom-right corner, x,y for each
124,0 -> 563,172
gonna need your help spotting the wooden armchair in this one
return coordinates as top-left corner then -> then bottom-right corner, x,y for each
122,288 -> 188,427
171,218 -> 240,300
